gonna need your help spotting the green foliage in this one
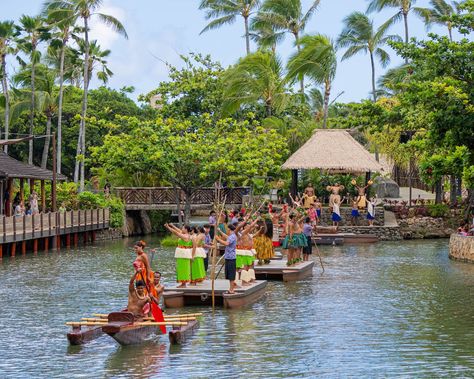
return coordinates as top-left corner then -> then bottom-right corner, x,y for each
160,234 -> 179,247
427,203 -> 450,218
149,210 -> 172,234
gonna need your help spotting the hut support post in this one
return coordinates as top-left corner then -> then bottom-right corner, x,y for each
20,179 -> 24,203
291,170 -> 298,199
7,178 -> 13,216
41,180 -> 46,211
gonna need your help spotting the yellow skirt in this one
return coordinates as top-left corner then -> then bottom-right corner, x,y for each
254,235 -> 274,260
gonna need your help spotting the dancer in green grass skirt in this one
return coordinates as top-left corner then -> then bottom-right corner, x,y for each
164,223 -> 193,288
282,213 -> 307,266
190,226 -> 207,284
236,218 -> 259,285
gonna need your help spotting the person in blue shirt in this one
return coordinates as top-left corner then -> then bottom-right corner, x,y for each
215,224 -> 238,294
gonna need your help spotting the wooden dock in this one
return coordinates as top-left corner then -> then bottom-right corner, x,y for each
163,279 -> 267,309
254,260 -> 314,281
315,233 -> 378,245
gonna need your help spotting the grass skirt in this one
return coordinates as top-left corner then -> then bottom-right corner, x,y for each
191,257 -> 206,282
282,233 -> 308,249
176,258 -> 191,282
254,234 -> 274,260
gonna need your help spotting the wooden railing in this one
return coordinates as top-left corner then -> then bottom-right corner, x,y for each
114,187 -> 250,207
0,208 -> 110,244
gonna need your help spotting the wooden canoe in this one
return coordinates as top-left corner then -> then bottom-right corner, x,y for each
102,311 -> 163,346
168,319 -> 200,345
67,324 -> 104,345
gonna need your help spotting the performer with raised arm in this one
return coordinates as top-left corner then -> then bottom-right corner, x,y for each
352,179 -> 373,209
326,183 -> 345,211
164,223 -> 193,288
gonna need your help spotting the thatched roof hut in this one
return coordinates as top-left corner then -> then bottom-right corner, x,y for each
282,129 -> 383,173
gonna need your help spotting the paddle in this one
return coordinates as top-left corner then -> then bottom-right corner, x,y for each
139,271 -> 166,334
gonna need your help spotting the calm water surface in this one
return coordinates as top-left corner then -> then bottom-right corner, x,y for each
1,238 -> 474,378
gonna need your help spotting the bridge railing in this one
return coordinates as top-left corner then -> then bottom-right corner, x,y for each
114,187 -> 250,206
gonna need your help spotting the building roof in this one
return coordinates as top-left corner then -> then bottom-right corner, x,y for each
282,129 -> 384,173
0,152 -> 67,181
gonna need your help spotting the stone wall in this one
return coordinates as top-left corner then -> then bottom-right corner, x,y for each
95,228 -> 123,241
318,207 -> 384,227
338,225 -> 403,241
398,217 -> 456,239
449,234 -> 474,263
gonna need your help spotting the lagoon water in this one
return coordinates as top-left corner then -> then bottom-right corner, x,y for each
1,238 -> 474,378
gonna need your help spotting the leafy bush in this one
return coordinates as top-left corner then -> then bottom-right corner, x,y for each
149,210 -> 172,233
427,204 -> 449,218
160,234 -> 179,247
105,196 -> 125,228
78,191 -> 105,209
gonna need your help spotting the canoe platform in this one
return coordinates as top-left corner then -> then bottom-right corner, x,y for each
315,233 -> 378,245
163,279 -> 267,309
254,260 -> 314,281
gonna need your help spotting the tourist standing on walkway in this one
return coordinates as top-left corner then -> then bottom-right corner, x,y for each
164,223 -> 193,288
215,224 -> 238,294
29,191 -> 39,215
203,224 -> 212,272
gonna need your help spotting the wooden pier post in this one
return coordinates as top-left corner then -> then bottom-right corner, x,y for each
83,232 -> 88,244
74,233 -> 78,247
22,241 -> 26,255
56,235 -> 61,250
44,237 -> 49,252
66,234 -> 71,248
33,239 -> 38,254
91,231 -> 96,243
0,244 -> 3,259
11,243 -> 16,257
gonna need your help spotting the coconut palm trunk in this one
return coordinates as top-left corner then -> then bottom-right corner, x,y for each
244,15 -> 250,54
29,57 -> 36,164
370,51 -> 377,102
403,11 -> 409,63
76,16 -> 90,192
41,111 -> 52,168
322,79 -> 331,129
294,32 -> 304,94
56,37 -> 66,174
1,55 -> 9,153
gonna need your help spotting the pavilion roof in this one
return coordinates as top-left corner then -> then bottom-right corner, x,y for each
0,152 -> 67,181
282,129 -> 384,173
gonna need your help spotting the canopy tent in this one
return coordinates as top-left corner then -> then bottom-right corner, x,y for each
282,129 -> 383,196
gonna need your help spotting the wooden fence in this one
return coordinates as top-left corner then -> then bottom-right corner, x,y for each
0,208 -> 110,244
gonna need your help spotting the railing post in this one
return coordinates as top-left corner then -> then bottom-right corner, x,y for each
97,209 -> 100,228
22,215 -> 26,240
2,215 -> 6,243
32,214 -> 35,238
40,213 -> 44,237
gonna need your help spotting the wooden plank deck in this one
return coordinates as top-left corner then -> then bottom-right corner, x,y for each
163,279 -> 267,309
254,260 -> 314,281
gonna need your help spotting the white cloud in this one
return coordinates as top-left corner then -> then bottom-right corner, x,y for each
88,0 -> 127,50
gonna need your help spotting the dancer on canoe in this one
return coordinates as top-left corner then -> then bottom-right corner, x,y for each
133,240 -> 156,297
128,271 -> 152,320
164,223 -> 193,288
282,213 -> 307,266
190,227 -> 207,285
236,218 -> 259,285
254,218 -> 274,265
215,224 -> 238,294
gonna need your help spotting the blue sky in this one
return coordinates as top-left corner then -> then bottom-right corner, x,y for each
3,0 -> 457,104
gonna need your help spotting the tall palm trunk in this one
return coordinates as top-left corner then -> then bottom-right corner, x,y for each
76,16 -> 90,192
1,55 -> 9,153
322,79 -> 331,129
370,51 -> 377,102
29,53 -> 36,165
448,25 -> 453,41
41,112 -> 52,169
56,36 -> 67,174
294,31 -> 304,94
403,11 -> 409,64
244,15 -> 250,54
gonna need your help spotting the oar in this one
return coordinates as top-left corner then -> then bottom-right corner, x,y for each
313,241 -> 325,272
140,271 -> 167,334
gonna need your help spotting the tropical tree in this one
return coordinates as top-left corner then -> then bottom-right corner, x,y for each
417,0 -> 462,40
199,0 -> 261,55
13,64 -> 58,168
43,1 -> 79,174
222,50 -> 288,117
16,15 -> 50,164
287,34 -> 337,128
366,0 -> 430,49
337,12 -> 400,102
252,0 -> 321,93
79,39 -> 113,86
0,21 -> 17,153
249,18 -> 284,52
44,0 -> 127,192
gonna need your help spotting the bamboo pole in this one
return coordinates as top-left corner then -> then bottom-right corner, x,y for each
92,313 -> 202,318
211,194 -> 227,311
83,316 -> 196,322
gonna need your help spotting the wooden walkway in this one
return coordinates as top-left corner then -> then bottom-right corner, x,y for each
115,187 -> 250,210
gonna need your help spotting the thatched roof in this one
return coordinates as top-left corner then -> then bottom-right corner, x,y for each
282,129 -> 383,173
0,152 -> 67,181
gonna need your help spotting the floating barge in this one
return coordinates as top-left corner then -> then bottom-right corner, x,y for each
163,279 -> 267,309
253,260 -> 314,281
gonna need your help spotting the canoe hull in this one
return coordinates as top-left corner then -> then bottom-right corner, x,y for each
168,319 -> 199,345
67,326 -> 103,345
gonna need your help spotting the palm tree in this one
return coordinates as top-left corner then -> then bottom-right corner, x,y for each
0,21 -> 17,153
252,0 -> 321,93
222,50 -> 288,117
337,12 -> 400,102
377,63 -> 412,95
367,0 -> 429,48
45,0 -> 127,191
249,19 -> 284,52
16,15 -> 50,164
287,34 -> 337,128
417,0 -> 461,41
13,64 -> 58,168
199,0 -> 261,55
83,40 -> 113,86
43,1 -> 79,174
